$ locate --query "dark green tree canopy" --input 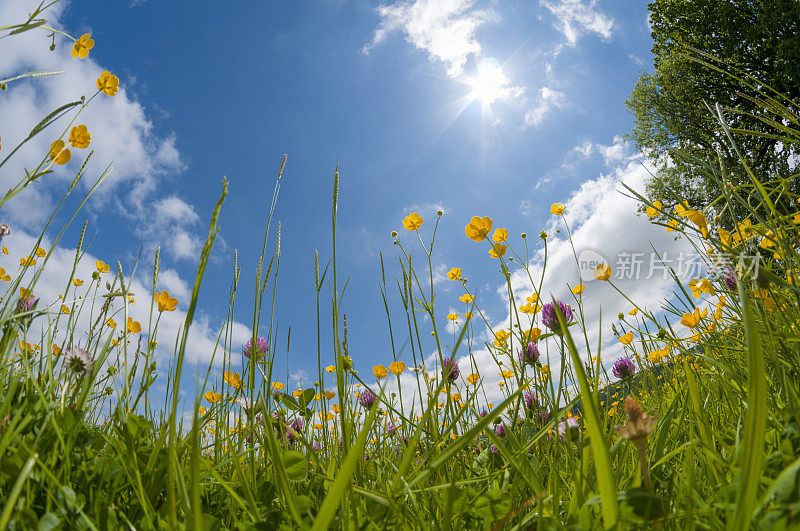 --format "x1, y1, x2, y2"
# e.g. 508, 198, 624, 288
627, 0, 800, 220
